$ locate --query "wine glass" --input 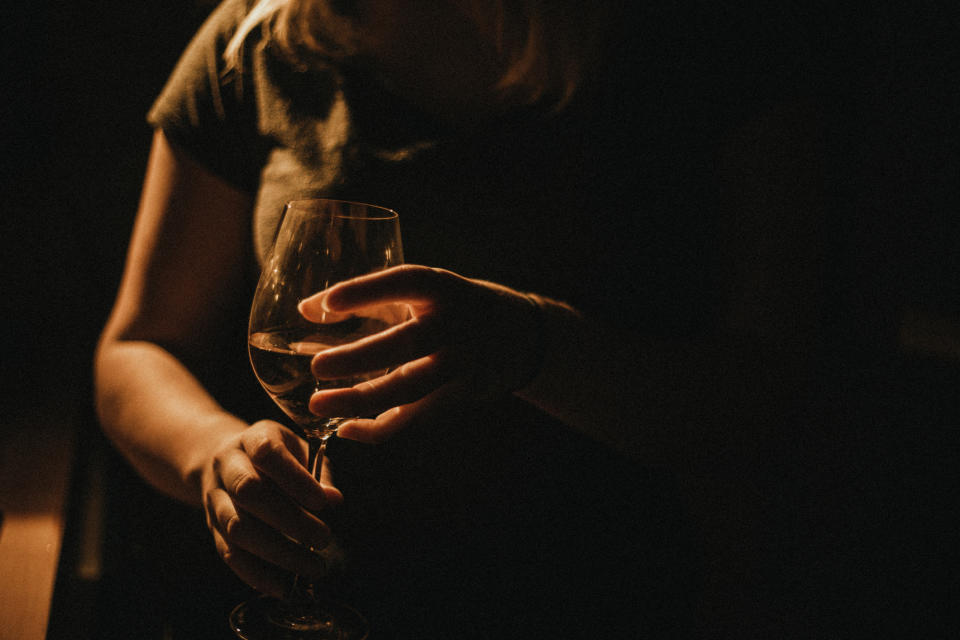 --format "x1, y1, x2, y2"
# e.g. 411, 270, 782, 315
232, 199, 407, 639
